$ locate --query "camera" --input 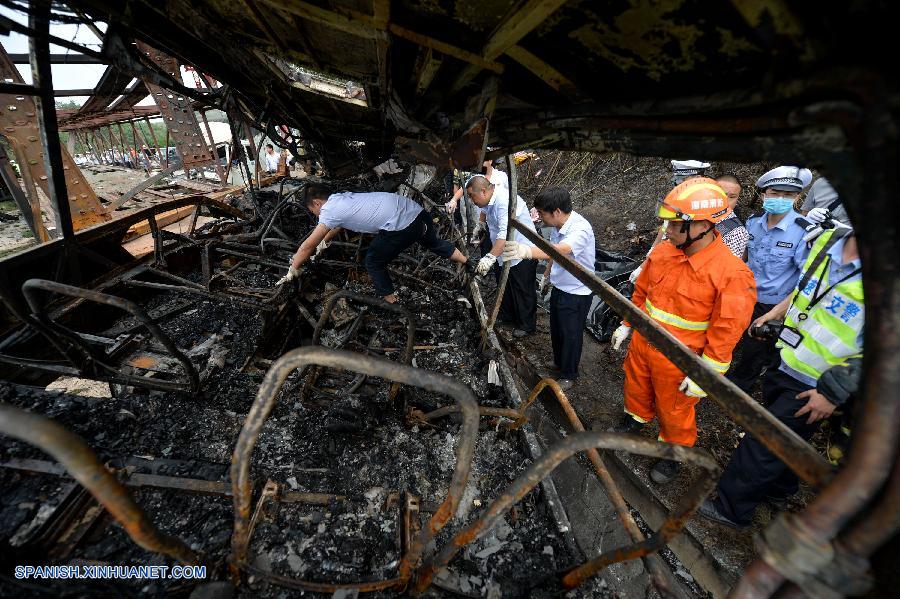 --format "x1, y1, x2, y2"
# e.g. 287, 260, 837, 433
750, 320, 784, 340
